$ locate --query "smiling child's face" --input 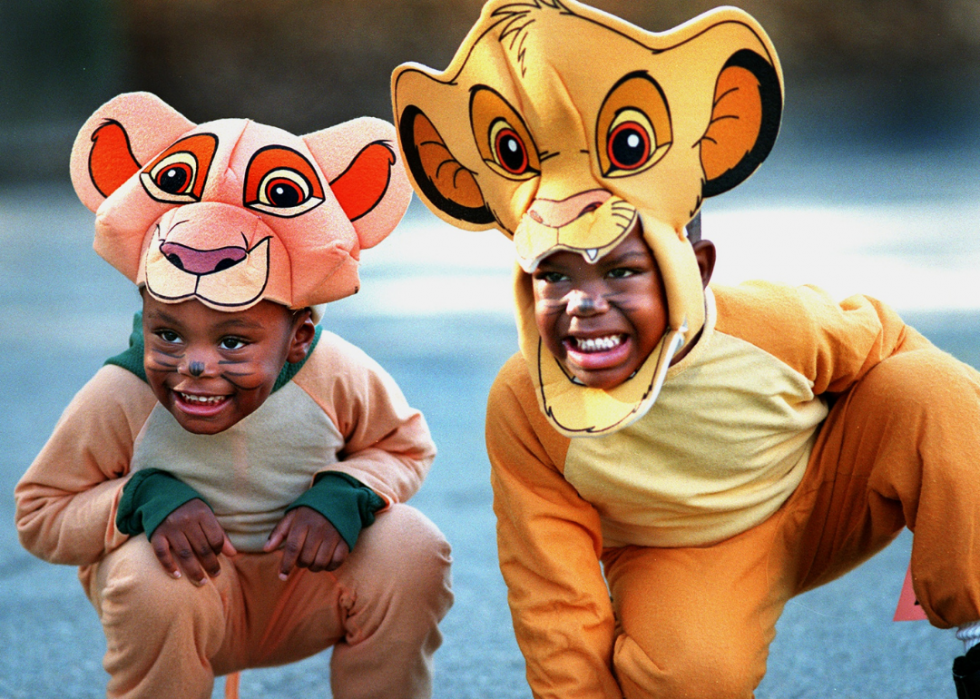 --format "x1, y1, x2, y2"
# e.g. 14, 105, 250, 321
142, 294, 315, 435
532, 226, 668, 391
